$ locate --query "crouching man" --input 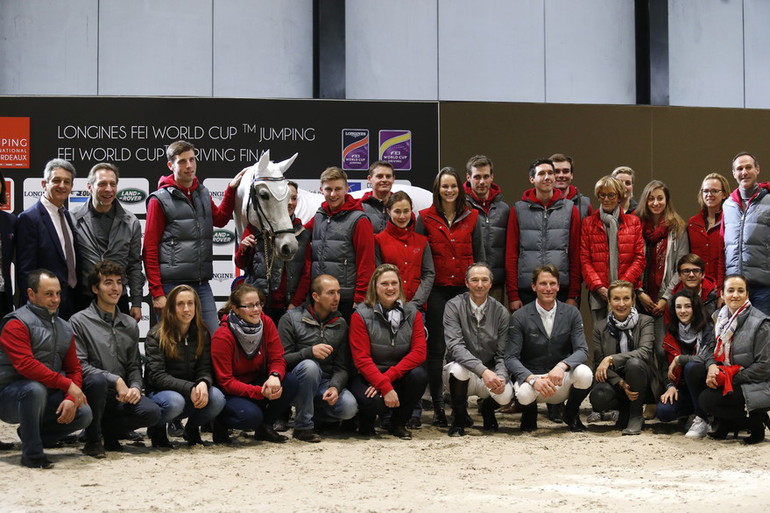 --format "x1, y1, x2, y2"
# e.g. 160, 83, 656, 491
443, 262, 513, 436
0, 269, 93, 468
505, 265, 592, 432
